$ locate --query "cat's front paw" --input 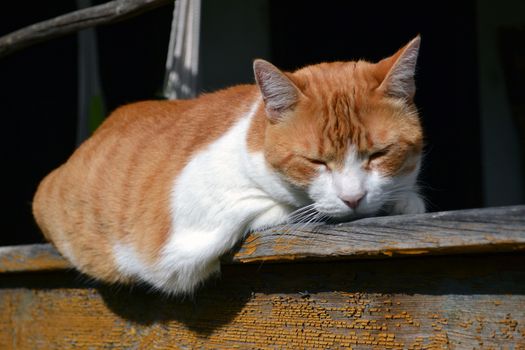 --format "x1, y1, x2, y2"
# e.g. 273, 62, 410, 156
390, 192, 425, 215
